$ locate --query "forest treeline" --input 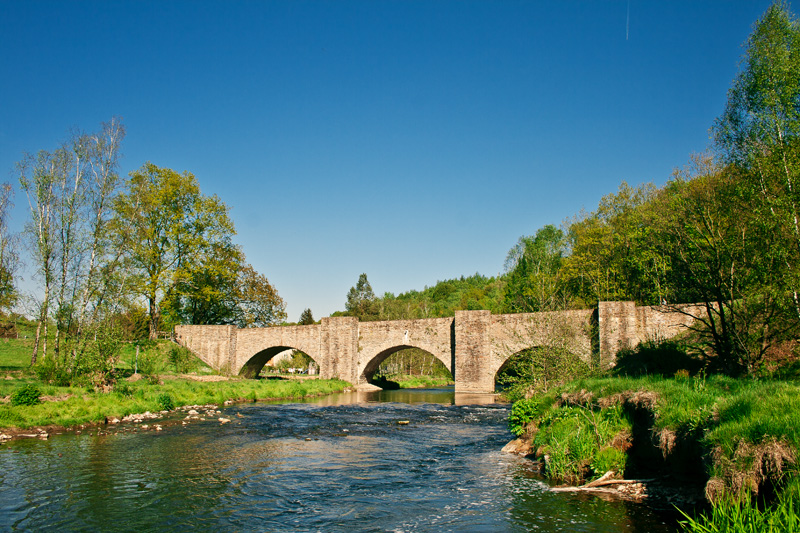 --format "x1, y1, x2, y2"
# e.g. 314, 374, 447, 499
340, 2, 800, 379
